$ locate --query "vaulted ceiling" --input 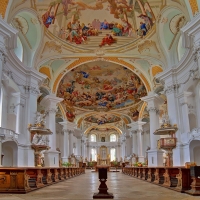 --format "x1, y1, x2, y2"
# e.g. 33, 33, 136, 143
3, 0, 196, 133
